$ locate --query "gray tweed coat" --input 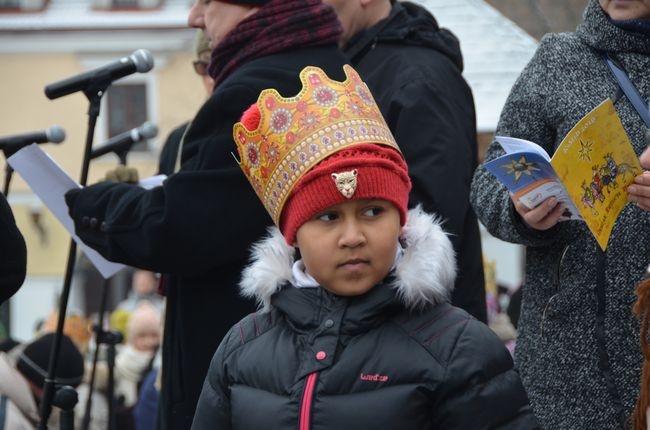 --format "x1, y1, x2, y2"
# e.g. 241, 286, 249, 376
470, 0, 650, 428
